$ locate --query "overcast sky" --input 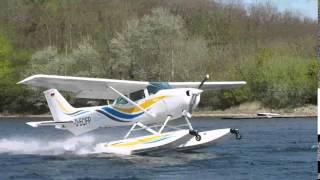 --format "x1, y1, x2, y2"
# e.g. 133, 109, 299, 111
243, 0, 317, 19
